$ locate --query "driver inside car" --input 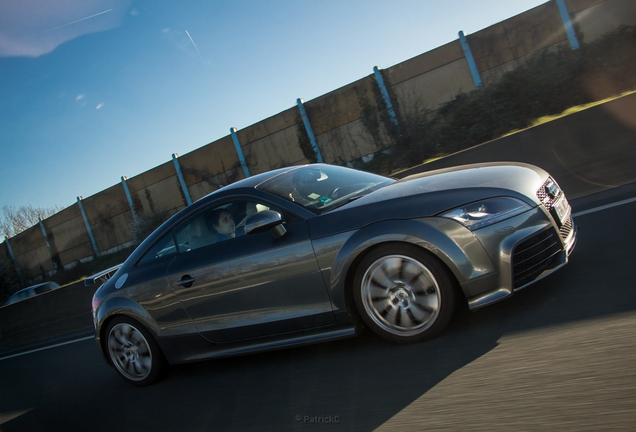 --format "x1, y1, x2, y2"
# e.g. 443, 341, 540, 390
209, 208, 244, 241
